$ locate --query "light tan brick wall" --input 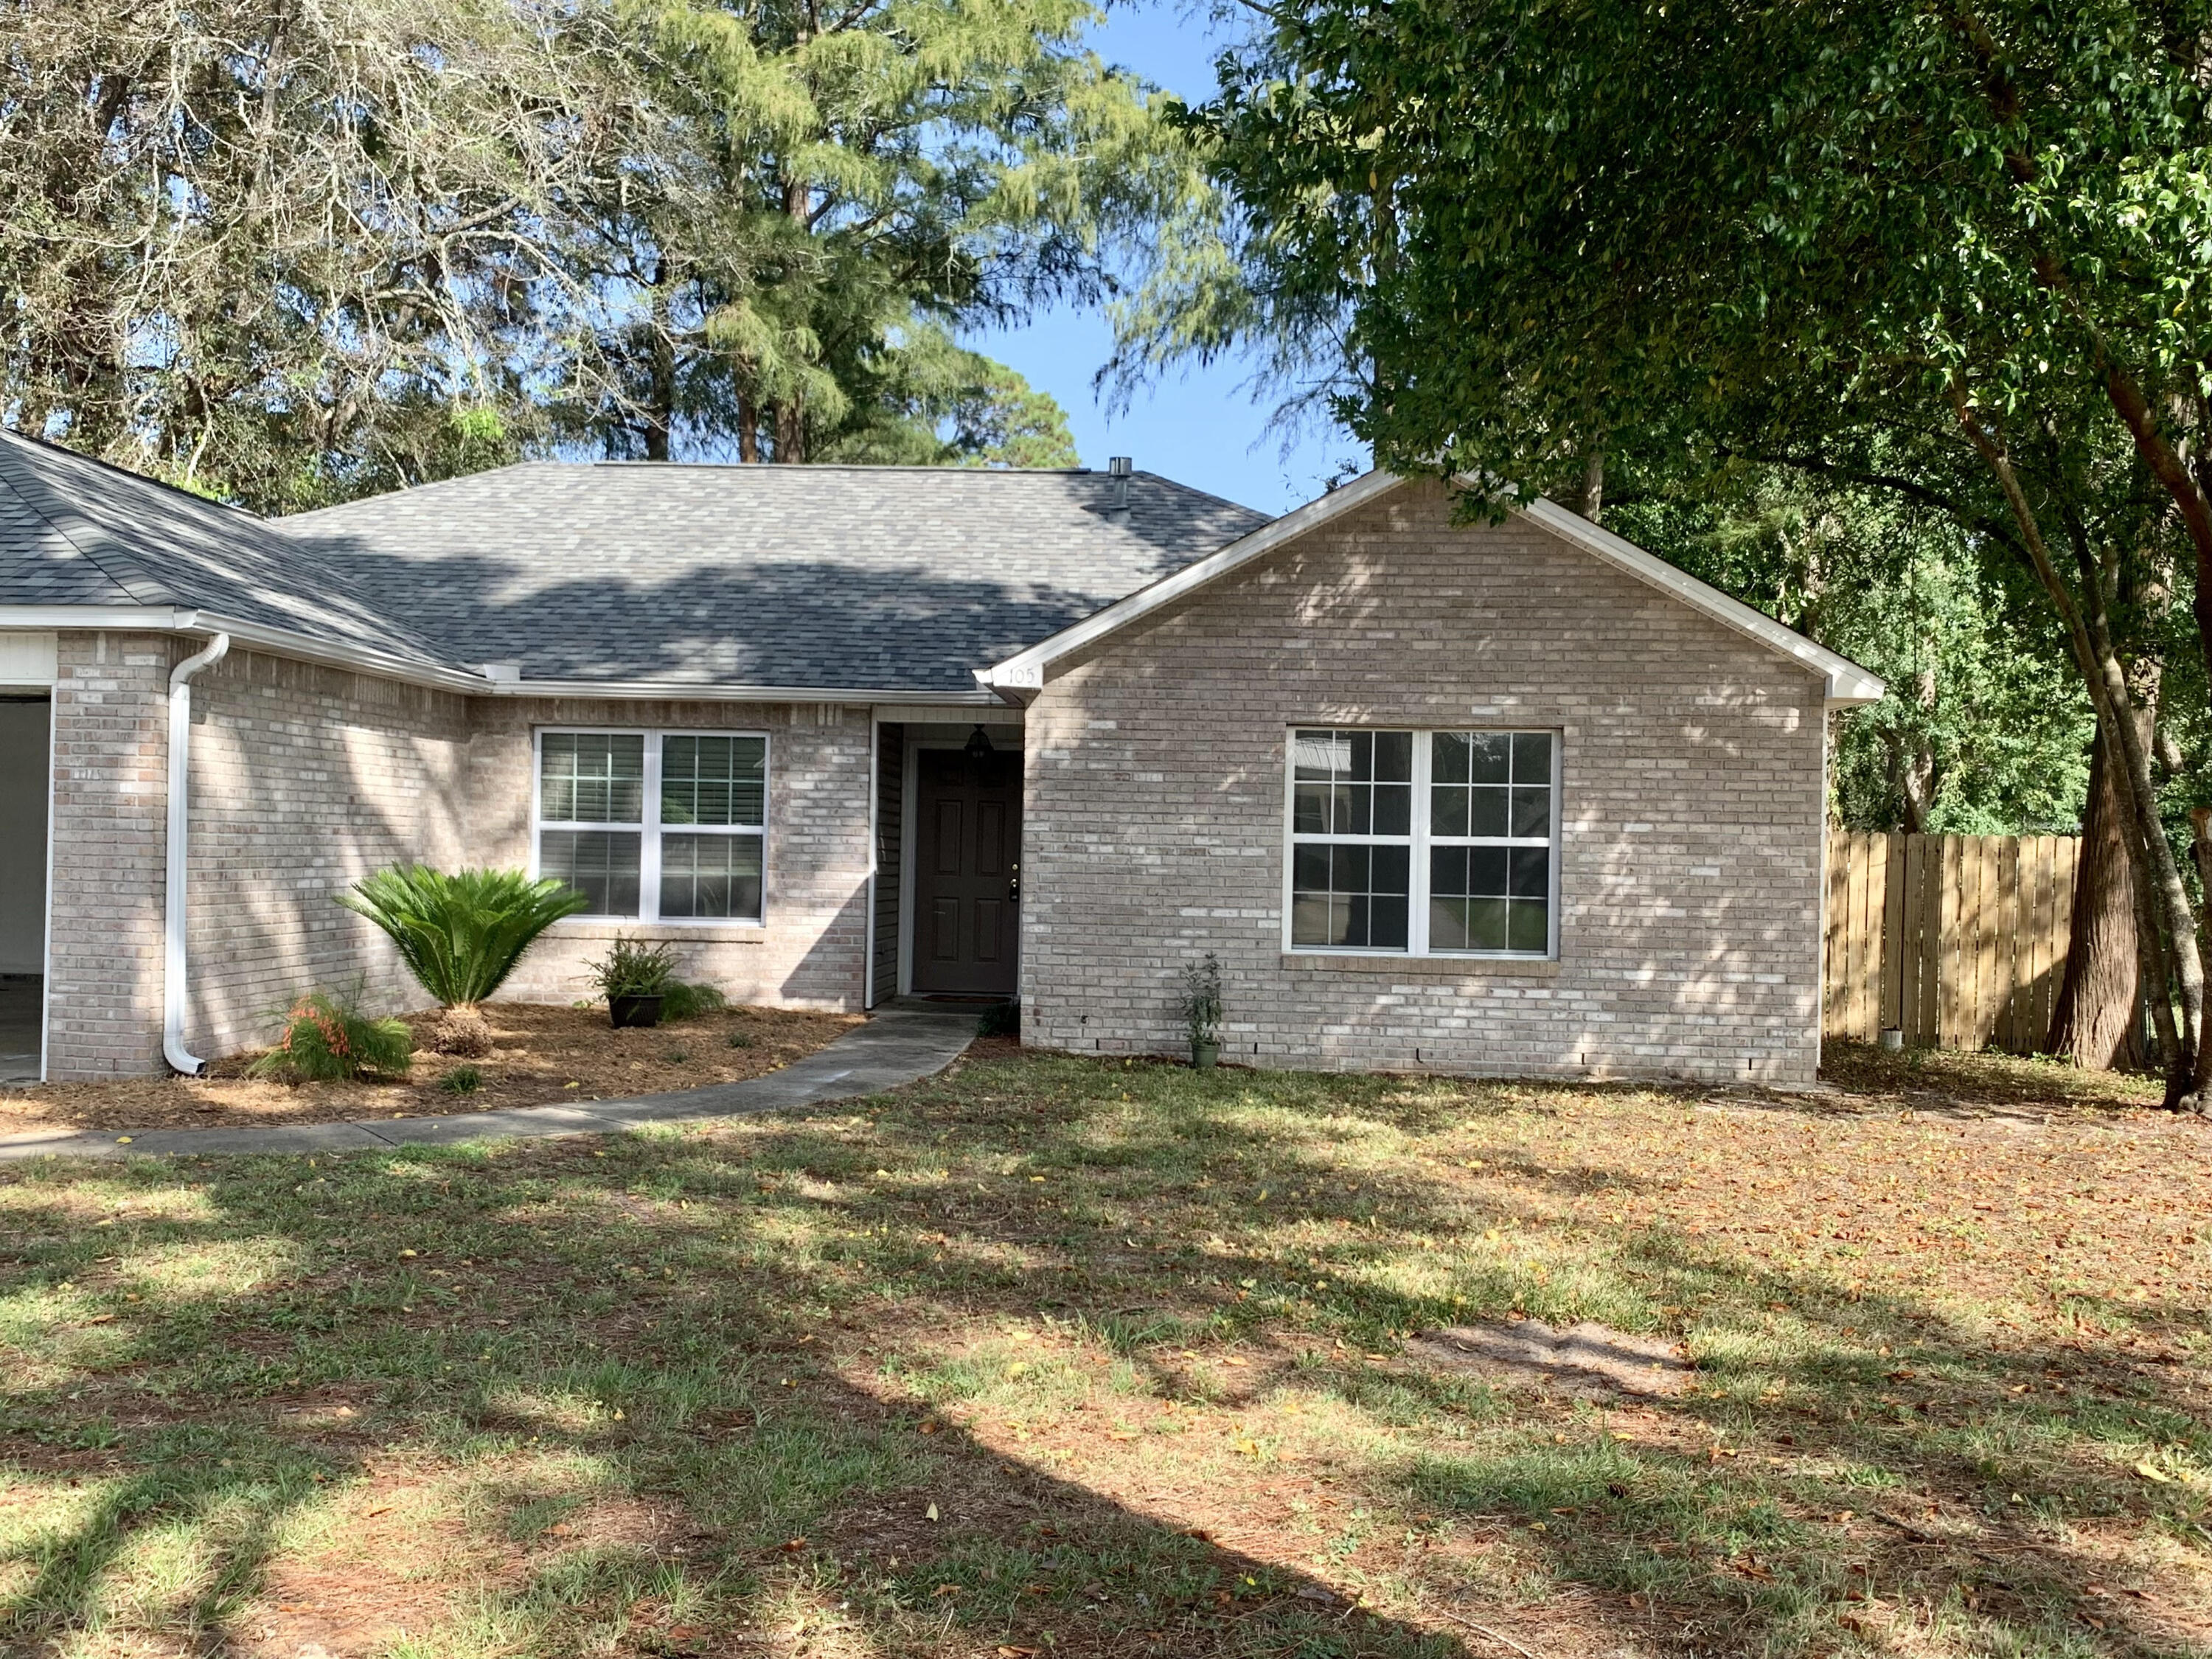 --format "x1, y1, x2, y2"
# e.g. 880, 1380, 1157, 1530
184, 647, 473, 1058
1020, 480, 1829, 1085
44, 659, 874, 1076
469, 698, 871, 1011
45, 633, 170, 1078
